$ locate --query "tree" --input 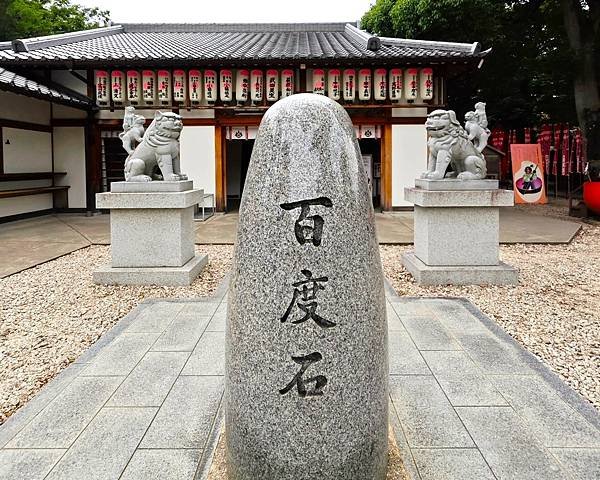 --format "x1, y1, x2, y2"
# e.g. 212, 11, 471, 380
560, 0, 600, 169
0, 0, 110, 41
361, 0, 579, 130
